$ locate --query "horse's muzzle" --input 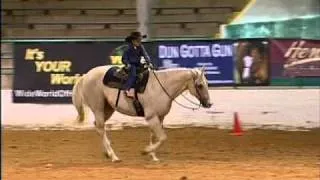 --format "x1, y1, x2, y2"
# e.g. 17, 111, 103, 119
202, 101, 212, 108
